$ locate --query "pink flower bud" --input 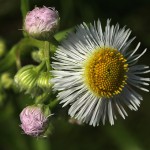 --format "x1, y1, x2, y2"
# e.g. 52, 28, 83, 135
20, 105, 50, 137
24, 6, 60, 40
